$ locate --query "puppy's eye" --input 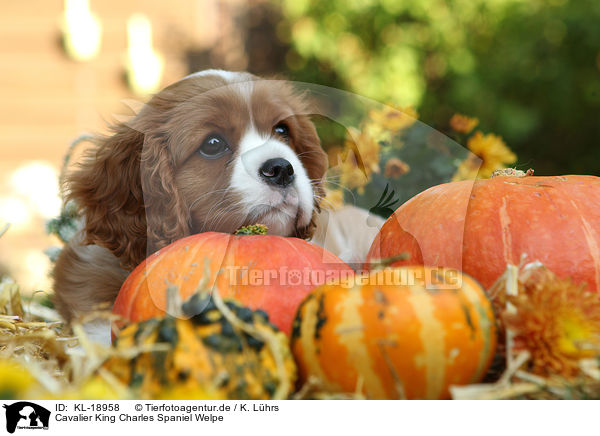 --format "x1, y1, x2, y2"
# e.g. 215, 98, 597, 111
273, 123, 290, 141
198, 135, 229, 159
